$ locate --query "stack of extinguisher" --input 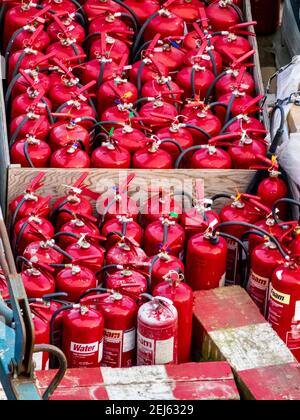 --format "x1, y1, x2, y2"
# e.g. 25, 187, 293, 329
7, 166, 300, 367
3, 0, 270, 170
